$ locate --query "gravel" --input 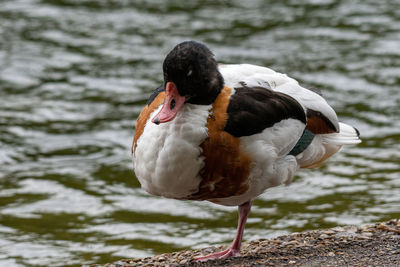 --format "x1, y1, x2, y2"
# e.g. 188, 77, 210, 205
87, 219, 400, 267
